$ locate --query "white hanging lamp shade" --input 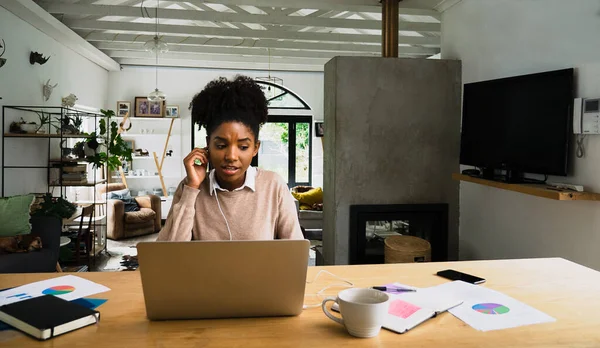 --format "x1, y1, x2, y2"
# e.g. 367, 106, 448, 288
146, 0, 166, 102
144, 35, 169, 54
148, 87, 166, 102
